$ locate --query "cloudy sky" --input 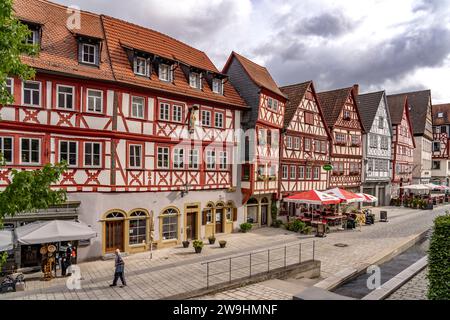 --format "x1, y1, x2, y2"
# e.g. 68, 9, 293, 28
54, 0, 450, 103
